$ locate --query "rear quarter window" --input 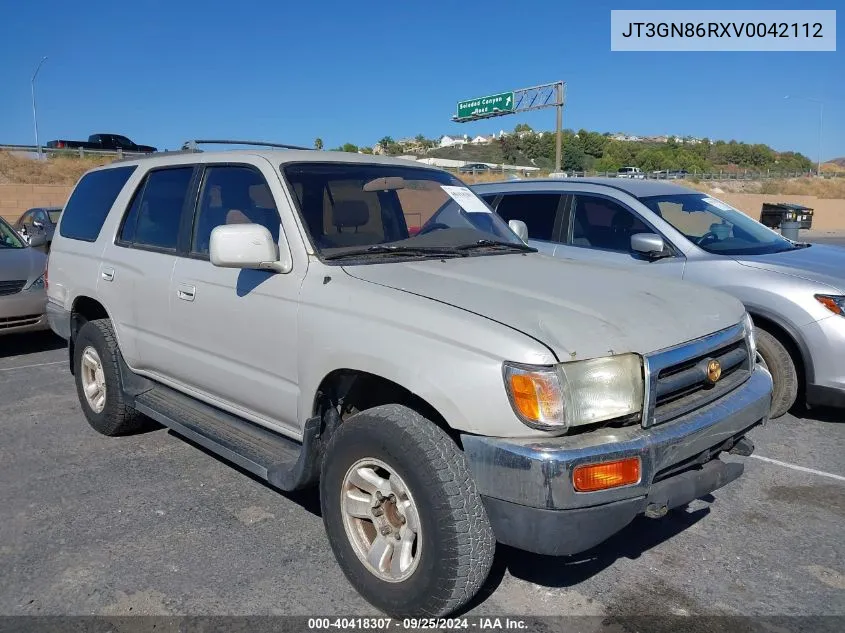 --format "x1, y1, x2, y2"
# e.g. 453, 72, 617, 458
59, 166, 137, 242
